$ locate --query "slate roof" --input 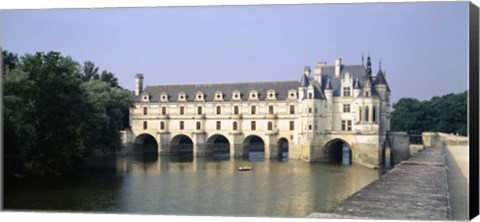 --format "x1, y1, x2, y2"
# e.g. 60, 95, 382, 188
374, 69, 391, 92
135, 62, 389, 102
136, 81, 301, 102
320, 64, 366, 96
357, 76, 380, 98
